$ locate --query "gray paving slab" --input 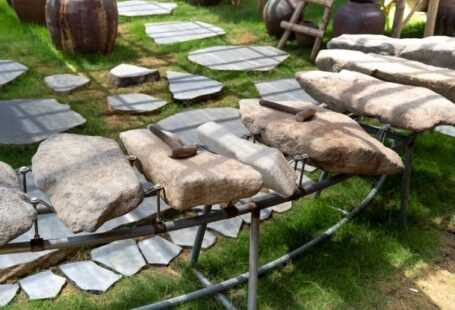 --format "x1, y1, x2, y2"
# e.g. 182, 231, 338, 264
157, 107, 249, 145
107, 93, 167, 113
0, 59, 28, 87
19, 271, 66, 300
208, 217, 243, 238
270, 201, 293, 213
110, 64, 160, 87
118, 0, 176, 16
0, 284, 19, 306
138, 236, 182, 265
145, 21, 225, 44
0, 99, 86, 145
435, 125, 455, 137
59, 261, 121, 293
167, 71, 223, 103
168, 226, 216, 249
44, 74, 90, 95
91, 239, 146, 276
239, 208, 272, 223
188, 46, 289, 71
254, 78, 318, 104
